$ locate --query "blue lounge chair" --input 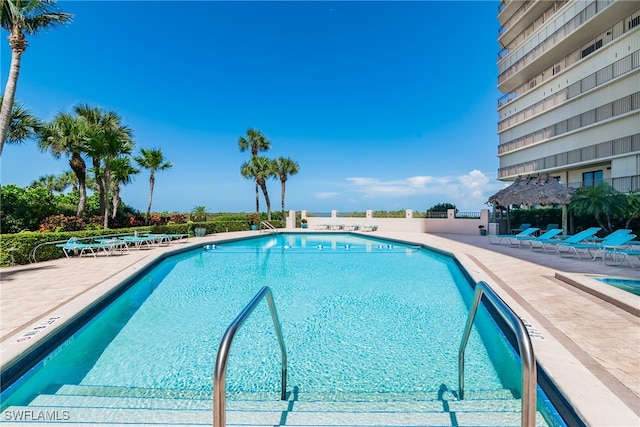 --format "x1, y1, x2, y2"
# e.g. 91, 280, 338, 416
488, 227, 539, 245
56, 238, 115, 258
512, 228, 563, 249
557, 233, 636, 260
538, 227, 601, 254
510, 223, 531, 235
581, 228, 632, 243
603, 247, 640, 269
119, 235, 156, 249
